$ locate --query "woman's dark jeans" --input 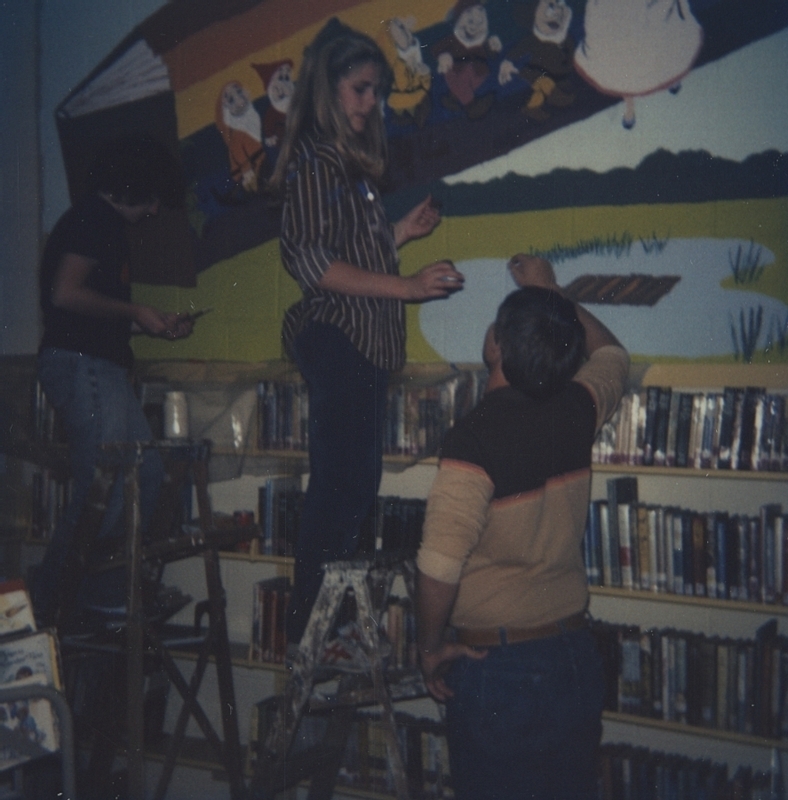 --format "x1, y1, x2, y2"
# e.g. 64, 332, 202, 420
287, 323, 388, 643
